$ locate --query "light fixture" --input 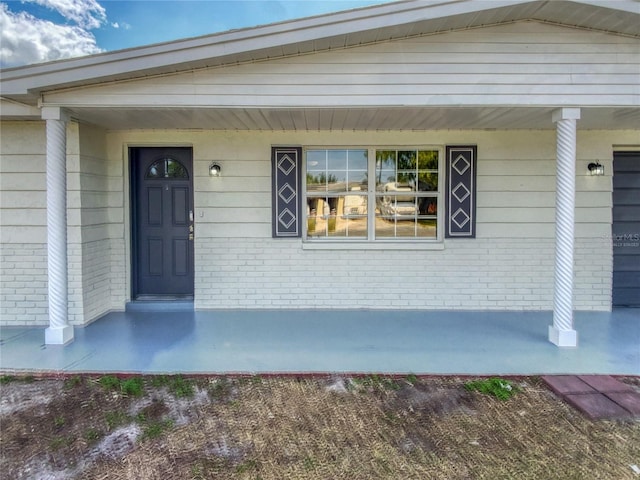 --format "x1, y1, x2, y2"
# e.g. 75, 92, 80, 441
209, 163, 222, 177
587, 162, 604, 176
